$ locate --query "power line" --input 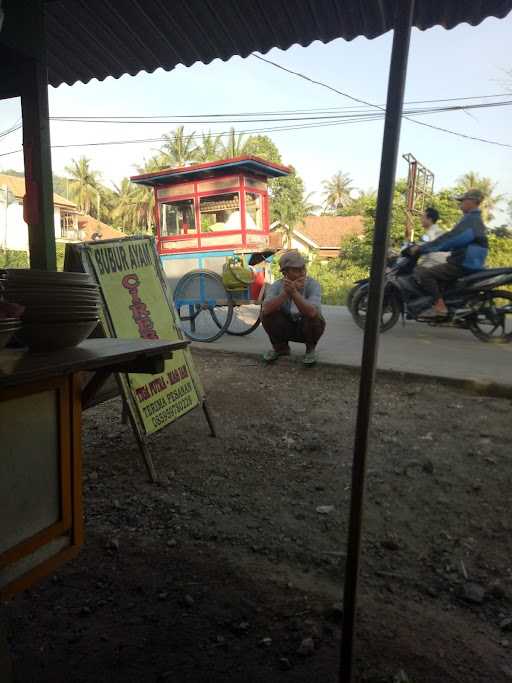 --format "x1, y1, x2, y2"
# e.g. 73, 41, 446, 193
49, 93, 512, 120
251, 53, 512, 150
45, 99, 512, 125
2, 98, 512, 158
3, 97, 512, 159
0, 116, 388, 158
0, 121, 22, 140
